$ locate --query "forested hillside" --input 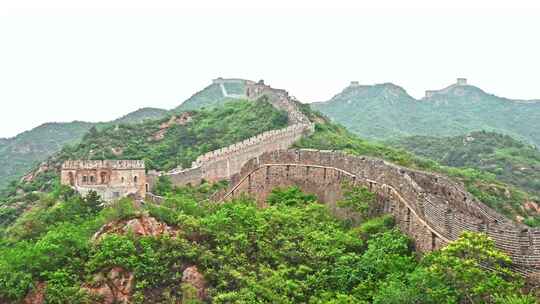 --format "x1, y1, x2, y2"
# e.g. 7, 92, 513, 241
0, 108, 169, 190
0, 183, 535, 303
0, 100, 288, 227
59, 100, 287, 172
312, 81, 540, 146
0, 98, 538, 302
0, 121, 95, 190
388, 131, 540, 197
